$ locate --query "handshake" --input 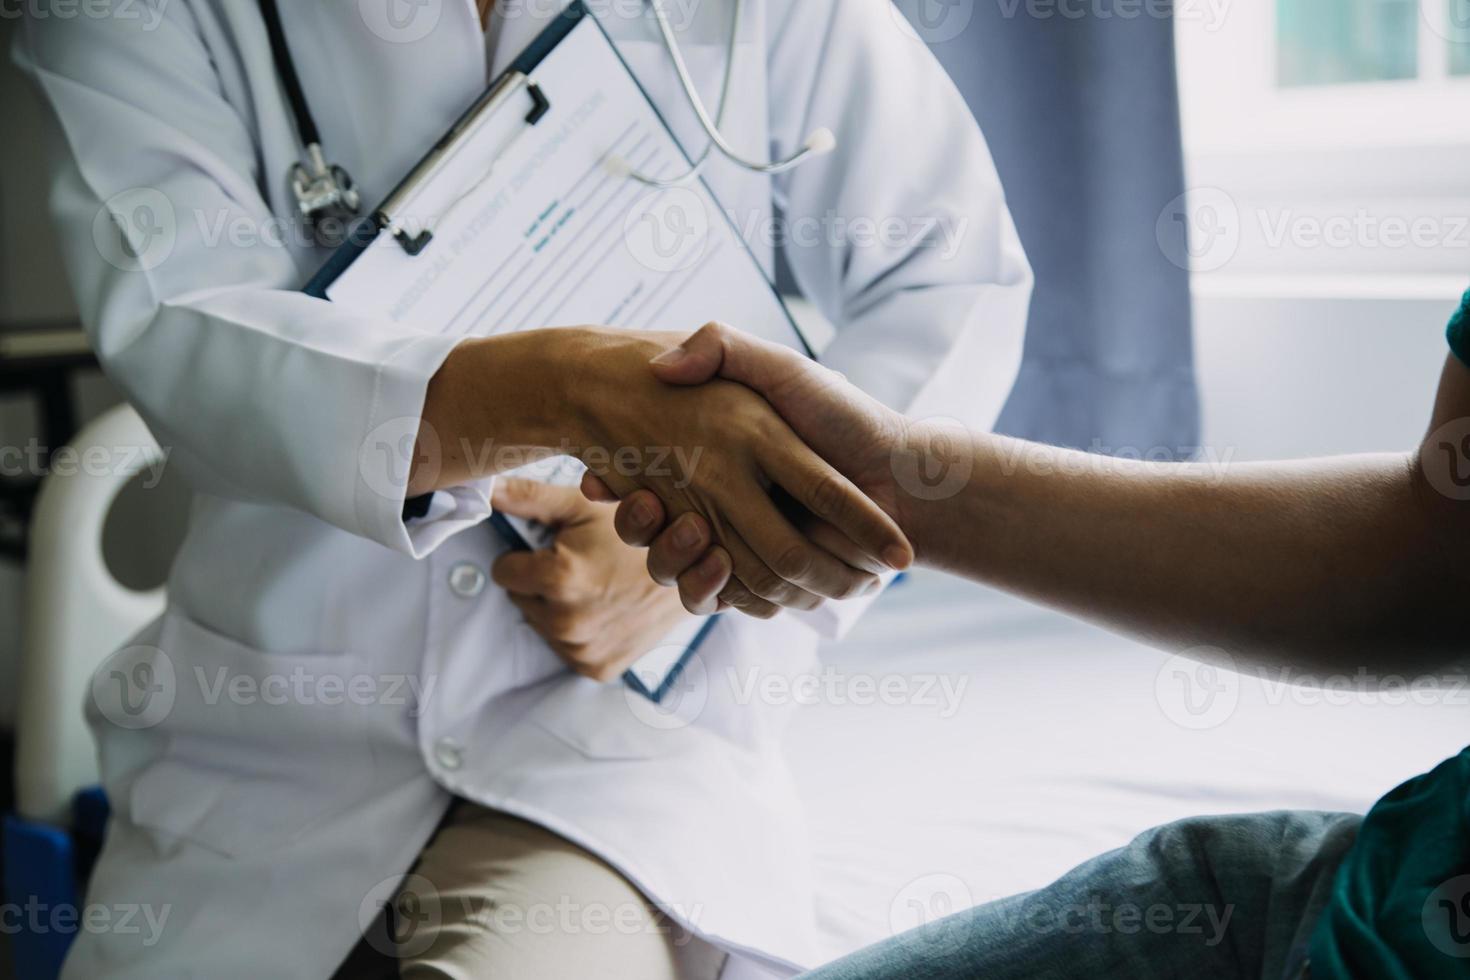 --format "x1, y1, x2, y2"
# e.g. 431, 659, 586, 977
571, 322, 963, 619
428, 309, 1467, 666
